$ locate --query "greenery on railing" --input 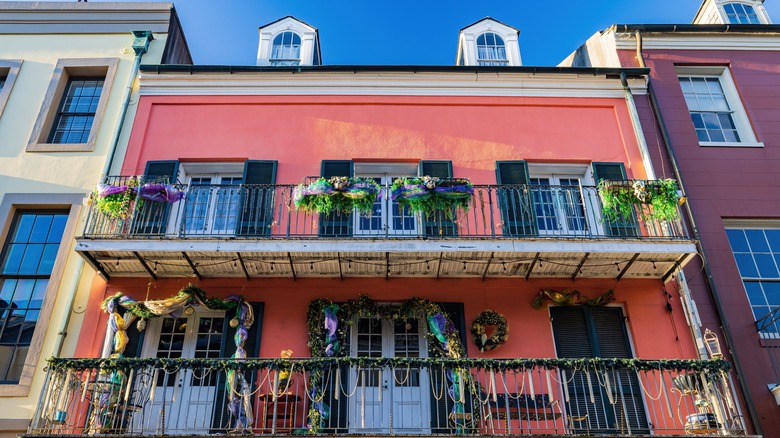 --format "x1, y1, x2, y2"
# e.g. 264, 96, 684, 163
46, 356, 731, 374
293, 177, 381, 214
391, 176, 473, 219
598, 178, 681, 222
